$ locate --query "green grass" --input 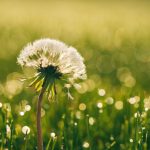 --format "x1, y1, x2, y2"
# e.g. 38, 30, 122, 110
0, 1, 150, 149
